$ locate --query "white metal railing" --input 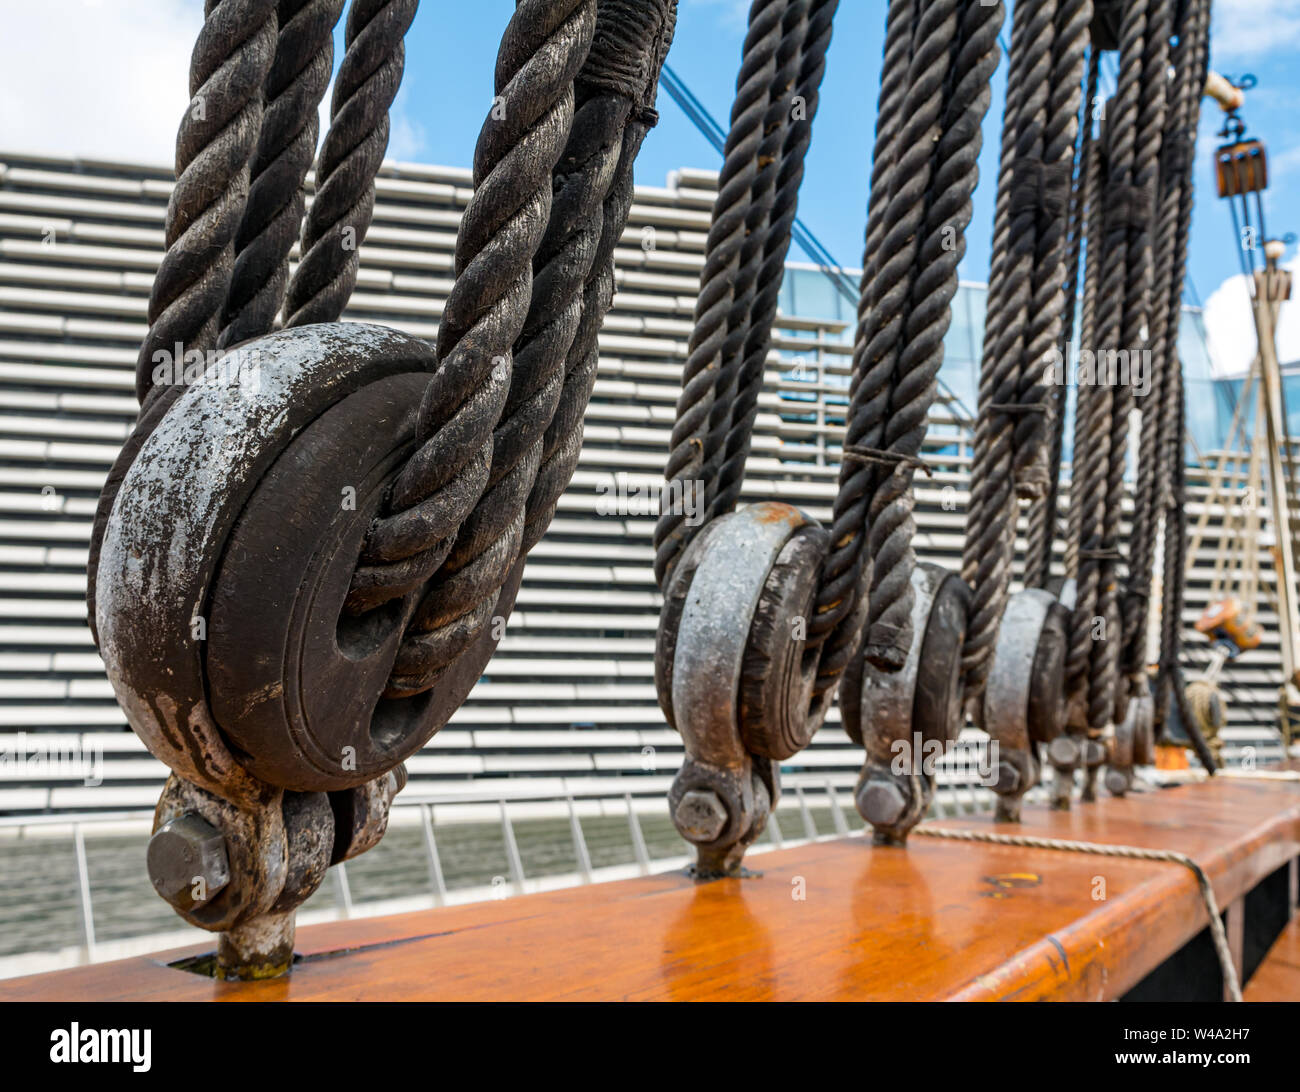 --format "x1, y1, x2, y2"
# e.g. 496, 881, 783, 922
0, 777, 920, 969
